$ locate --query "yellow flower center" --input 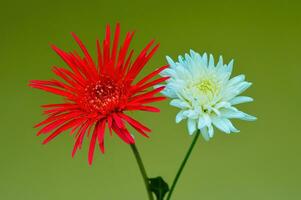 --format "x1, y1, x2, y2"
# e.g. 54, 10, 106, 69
196, 79, 218, 95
